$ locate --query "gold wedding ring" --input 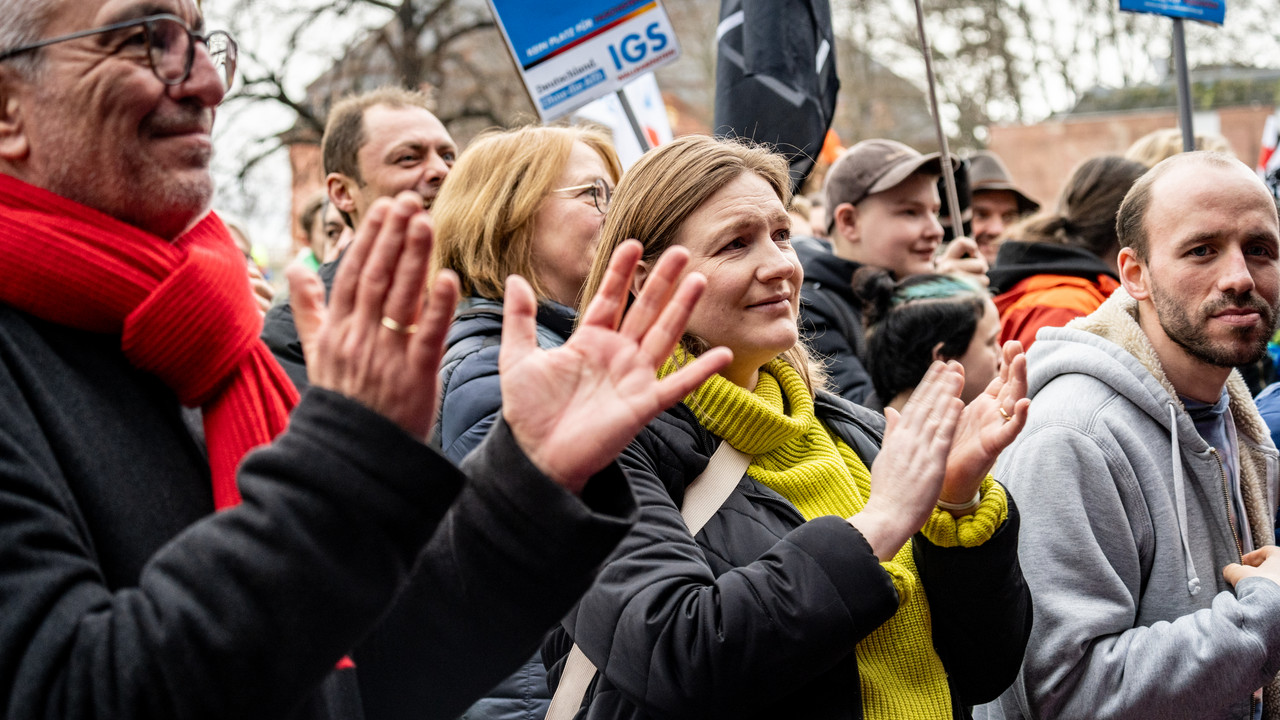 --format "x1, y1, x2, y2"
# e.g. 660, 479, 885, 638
998, 407, 1013, 422
380, 316, 418, 335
